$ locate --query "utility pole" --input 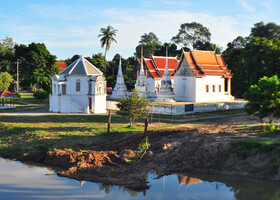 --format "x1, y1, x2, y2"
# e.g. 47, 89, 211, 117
16, 59, 19, 93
